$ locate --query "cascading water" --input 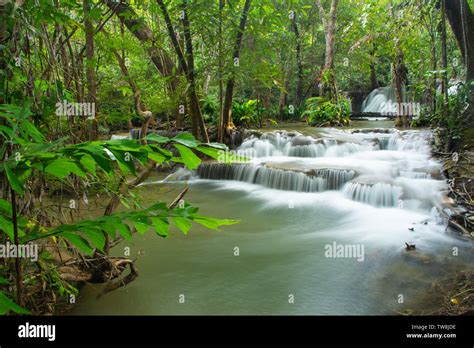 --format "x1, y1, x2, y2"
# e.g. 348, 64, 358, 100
361, 85, 401, 114
342, 182, 402, 207
236, 132, 374, 158
74, 125, 472, 316
196, 129, 446, 210
198, 163, 354, 192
